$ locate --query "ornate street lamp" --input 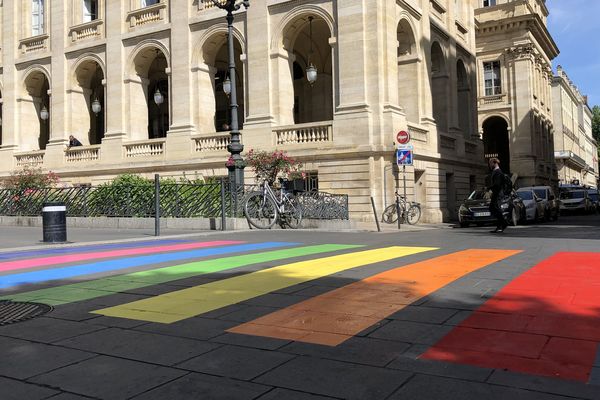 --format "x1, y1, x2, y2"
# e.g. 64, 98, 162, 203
40, 105, 49, 121
306, 16, 317, 86
222, 76, 232, 96
153, 88, 164, 106
91, 98, 102, 115
210, 0, 249, 188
